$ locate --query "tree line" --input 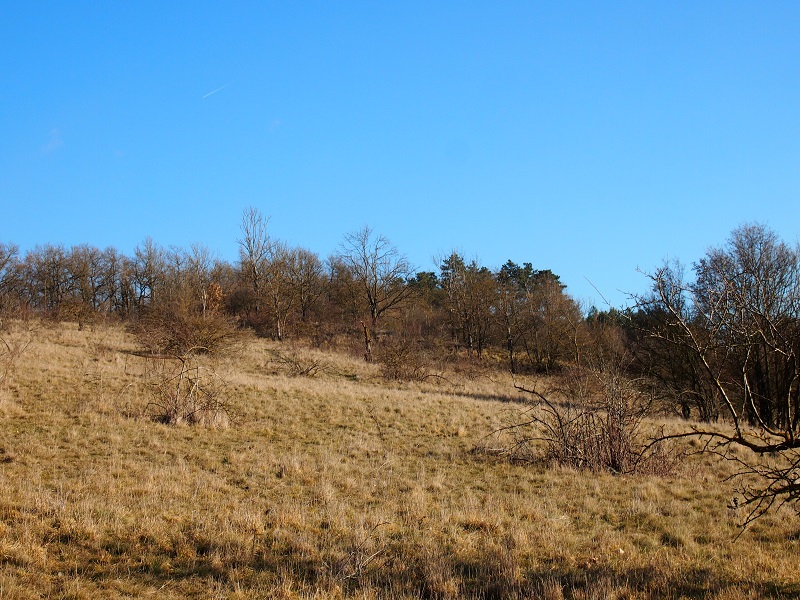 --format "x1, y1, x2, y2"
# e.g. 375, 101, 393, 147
0, 207, 583, 372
